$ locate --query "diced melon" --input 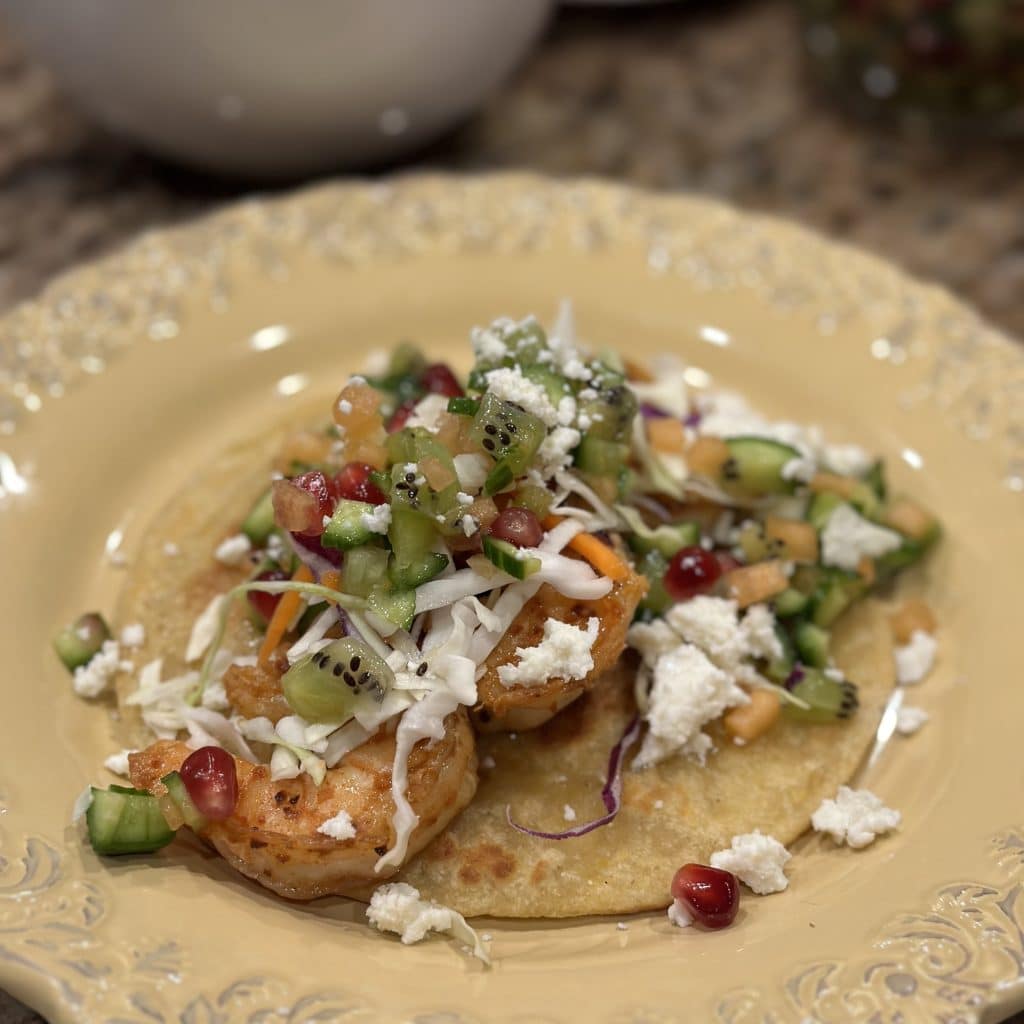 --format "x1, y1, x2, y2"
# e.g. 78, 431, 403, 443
856, 555, 876, 585
723, 560, 789, 608
686, 436, 731, 478
420, 456, 456, 491
884, 498, 937, 541
724, 688, 781, 743
809, 472, 861, 500
889, 597, 937, 644
764, 515, 819, 563
623, 358, 655, 383
647, 417, 687, 455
